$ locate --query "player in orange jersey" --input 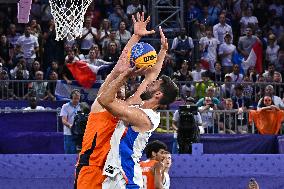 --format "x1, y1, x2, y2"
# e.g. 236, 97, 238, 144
140, 140, 168, 189
74, 12, 168, 189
